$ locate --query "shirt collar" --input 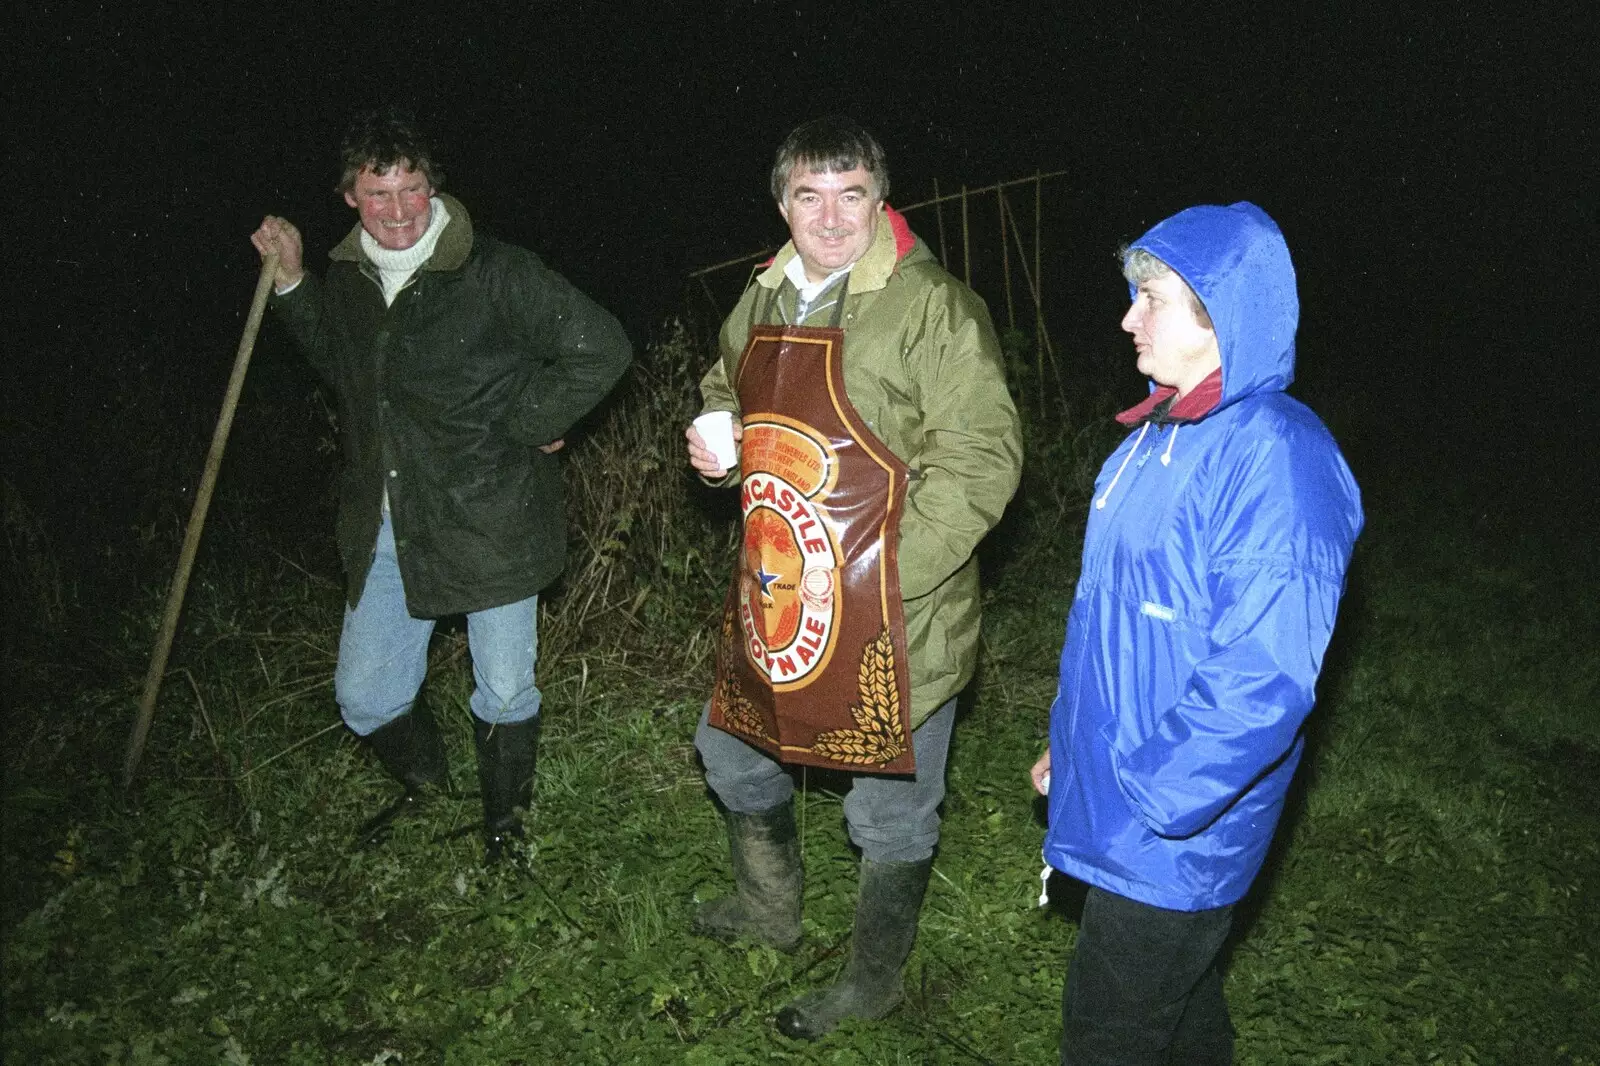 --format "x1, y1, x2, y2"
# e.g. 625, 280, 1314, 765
784, 255, 854, 302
